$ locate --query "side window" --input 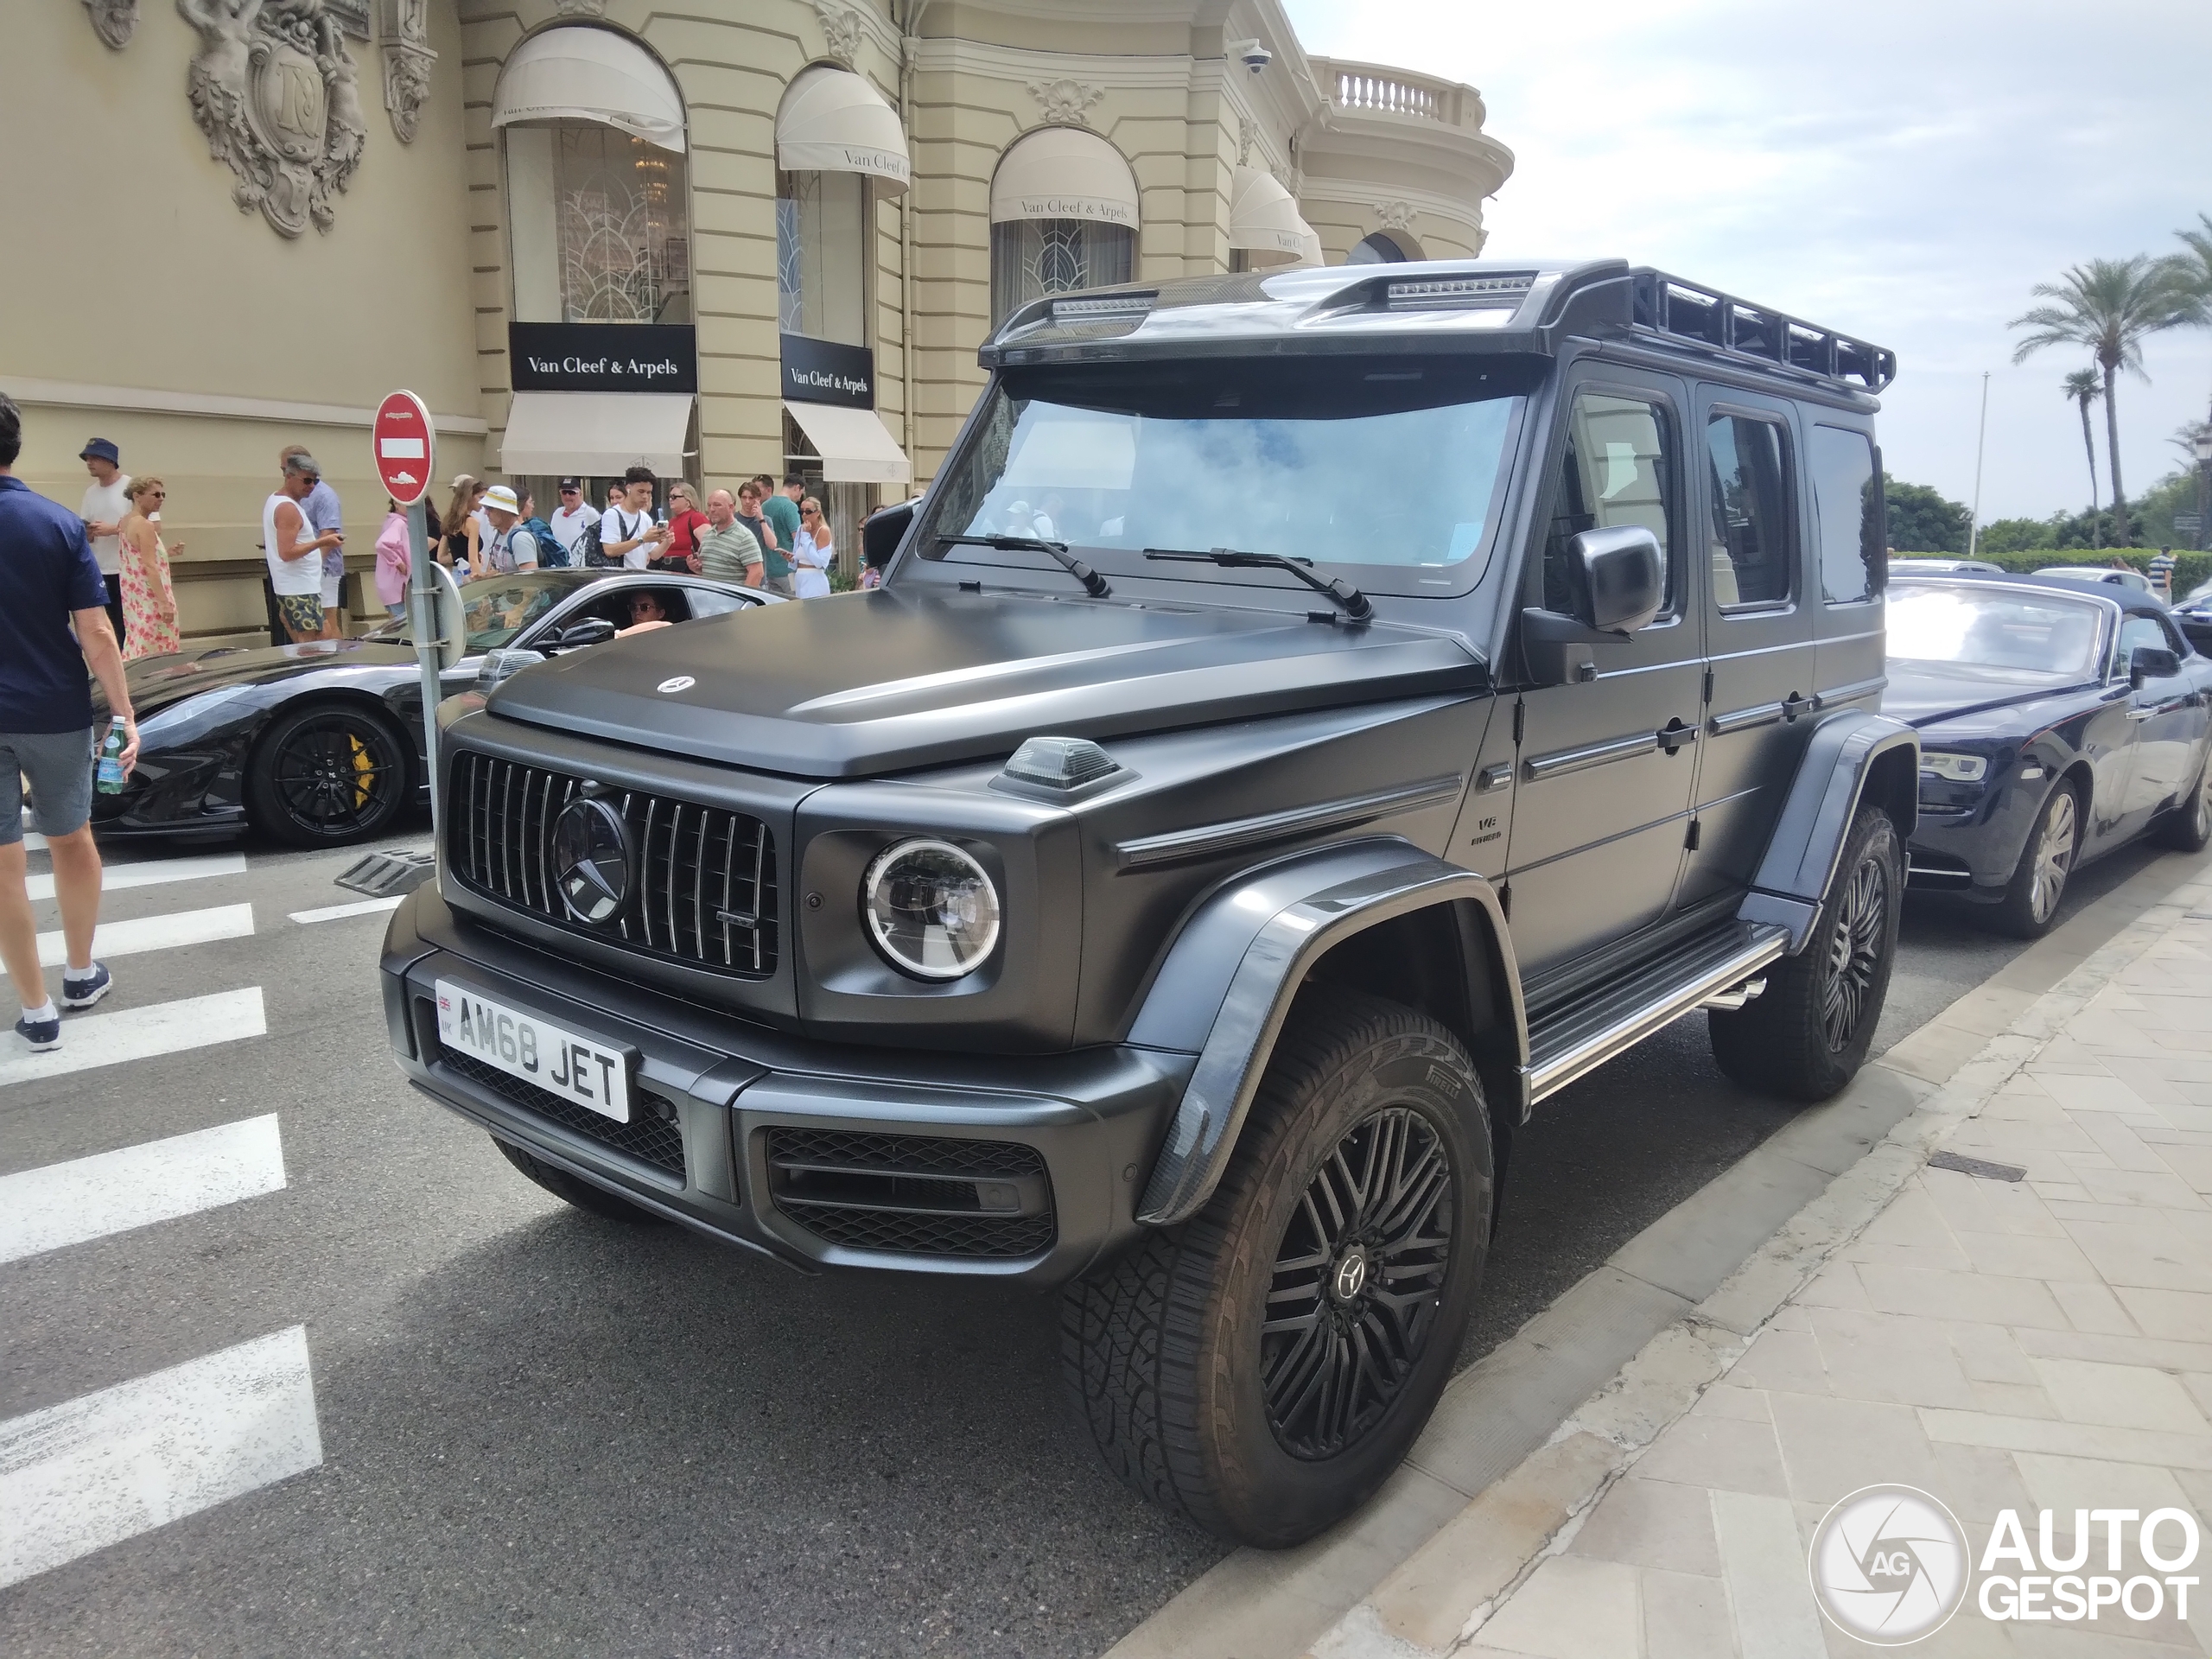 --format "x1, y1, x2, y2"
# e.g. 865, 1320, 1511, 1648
1810, 426, 1882, 604
2119, 614, 2177, 664
1544, 392, 1675, 616
684, 588, 749, 619
1706, 413, 1794, 608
